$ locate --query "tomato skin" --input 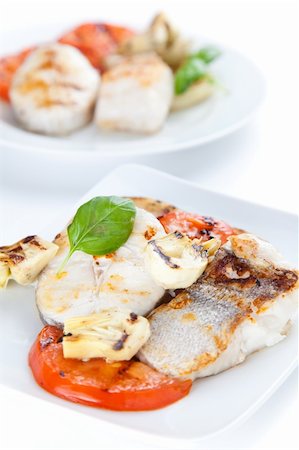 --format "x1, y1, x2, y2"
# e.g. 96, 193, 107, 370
29, 326, 192, 411
0, 48, 33, 102
58, 23, 116, 71
104, 24, 135, 44
59, 23, 134, 71
159, 210, 235, 244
